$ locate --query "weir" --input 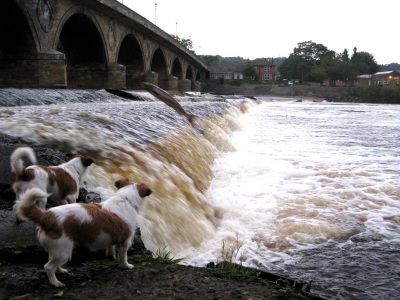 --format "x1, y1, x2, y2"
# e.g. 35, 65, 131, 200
0, 88, 259, 253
